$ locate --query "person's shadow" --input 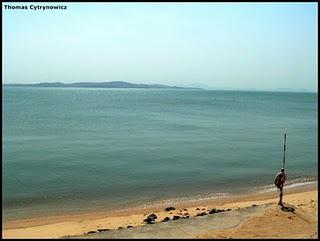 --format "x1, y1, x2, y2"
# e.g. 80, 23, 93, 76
279, 203, 311, 223
280, 203, 295, 212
